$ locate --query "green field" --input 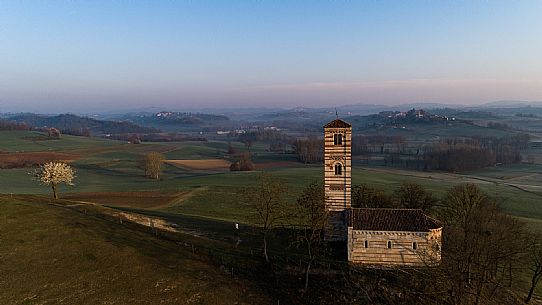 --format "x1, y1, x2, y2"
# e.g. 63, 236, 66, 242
0, 195, 270, 305
2, 129, 542, 302
2, 130, 542, 228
